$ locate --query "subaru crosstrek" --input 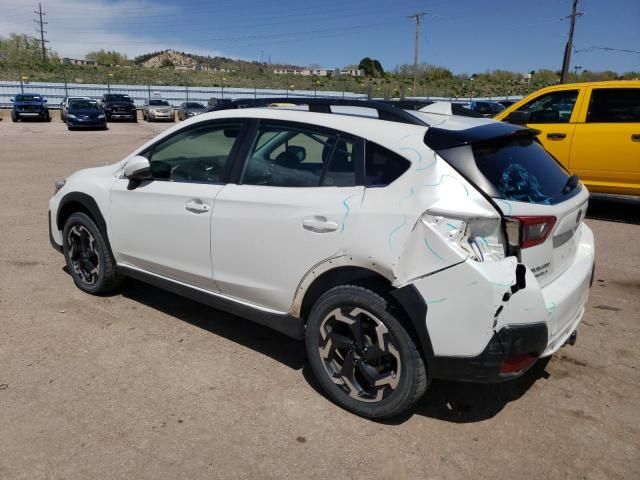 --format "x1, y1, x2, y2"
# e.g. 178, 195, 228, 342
48, 99, 595, 418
